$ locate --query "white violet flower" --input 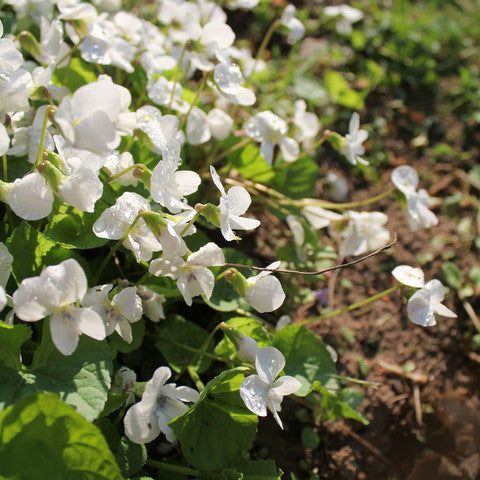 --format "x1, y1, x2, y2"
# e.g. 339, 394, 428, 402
12, 259, 106, 355
342, 112, 368, 166
124, 366, 199, 443
210, 166, 260, 241
240, 346, 301, 428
